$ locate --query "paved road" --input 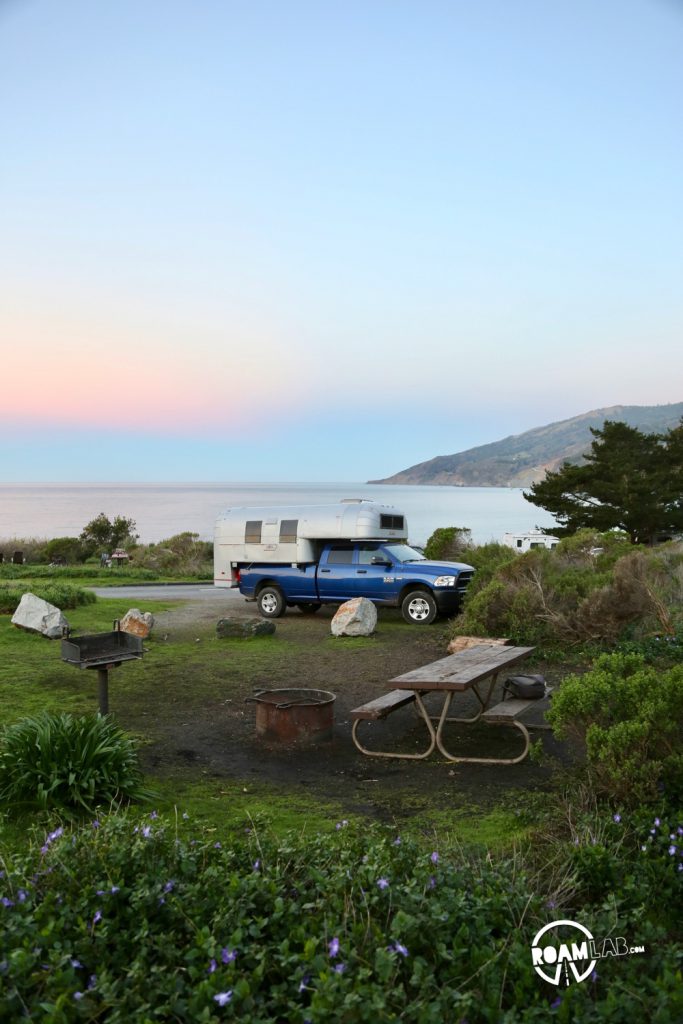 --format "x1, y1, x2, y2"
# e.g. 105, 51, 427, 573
89, 584, 244, 603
